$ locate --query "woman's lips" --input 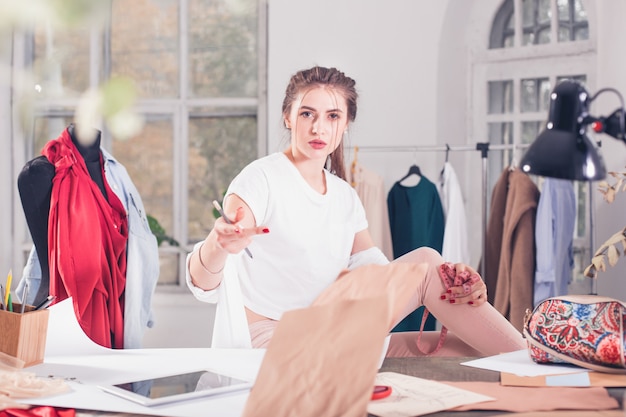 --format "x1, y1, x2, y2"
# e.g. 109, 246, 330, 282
309, 139, 327, 149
